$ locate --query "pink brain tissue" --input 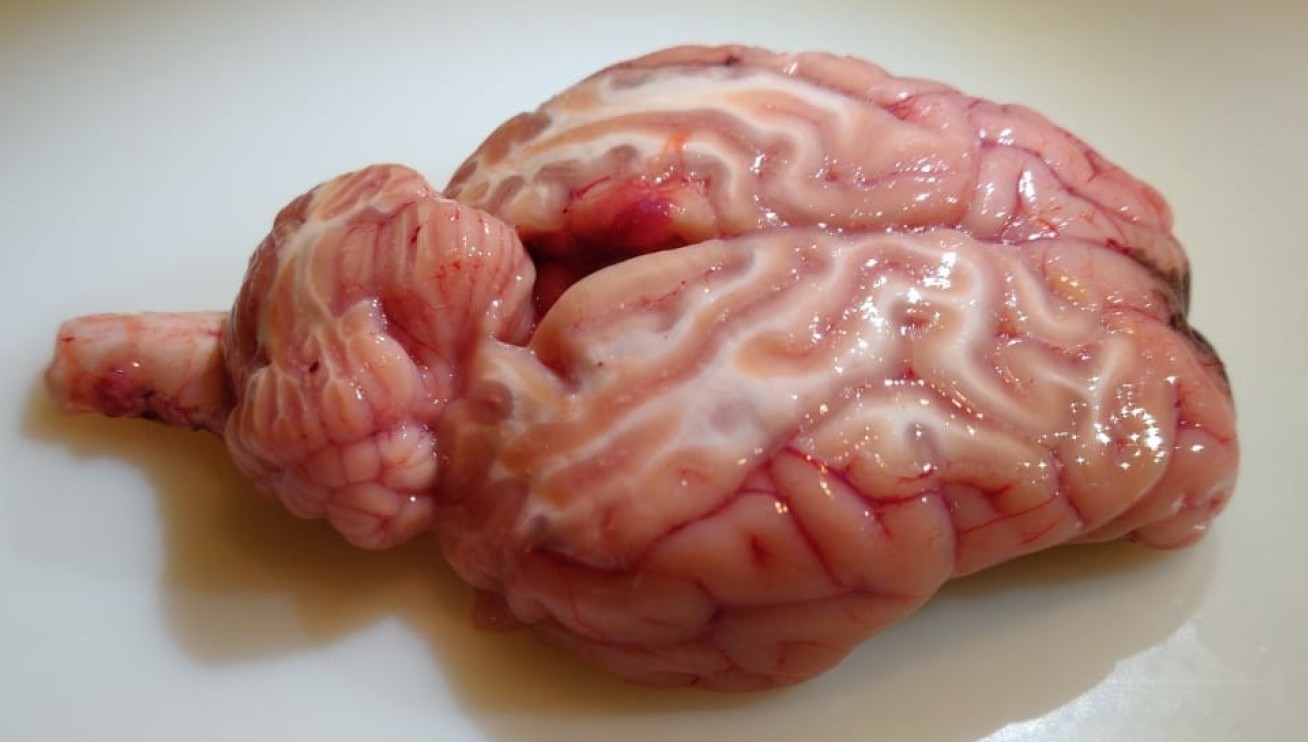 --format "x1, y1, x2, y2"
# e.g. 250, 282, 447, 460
45, 46, 1238, 691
